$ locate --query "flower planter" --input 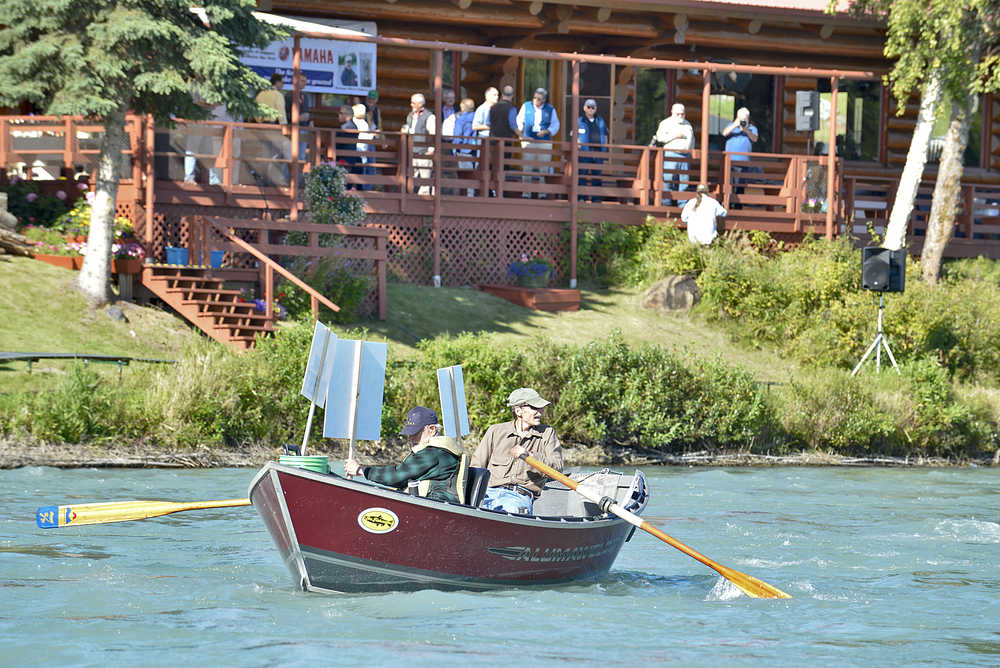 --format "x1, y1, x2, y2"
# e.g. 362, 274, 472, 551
33, 254, 83, 271
111, 258, 143, 275
479, 284, 580, 312
516, 270, 552, 288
